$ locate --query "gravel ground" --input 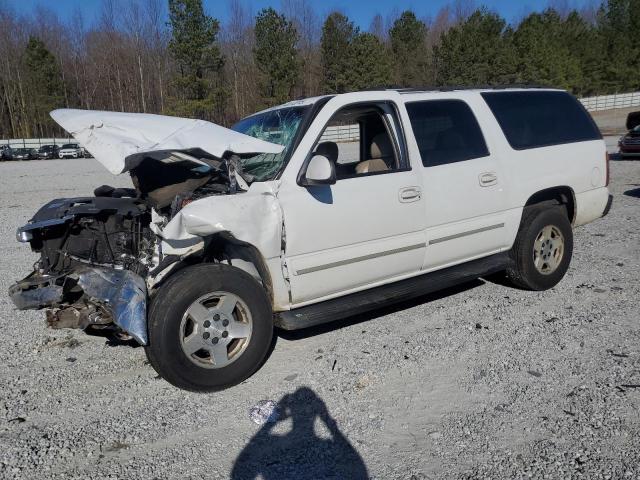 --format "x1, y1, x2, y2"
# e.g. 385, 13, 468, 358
0, 157, 639, 480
